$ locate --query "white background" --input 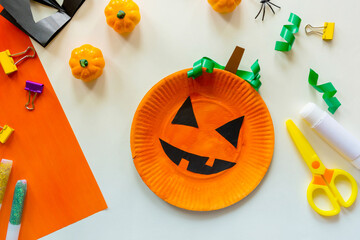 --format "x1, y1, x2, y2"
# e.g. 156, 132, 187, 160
27, 0, 360, 239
